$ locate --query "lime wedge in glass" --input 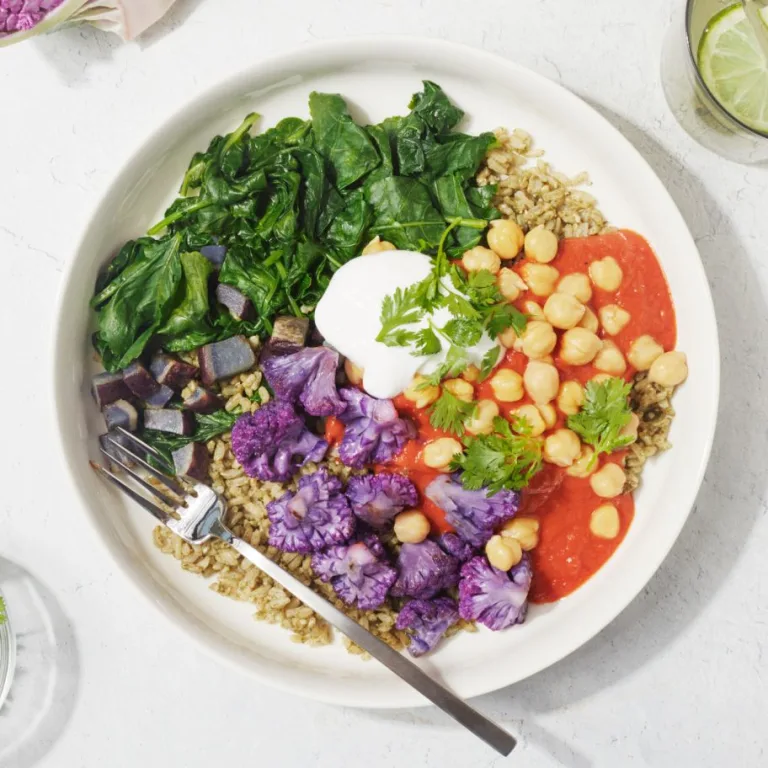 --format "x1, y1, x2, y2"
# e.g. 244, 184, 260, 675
698, 3, 768, 134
